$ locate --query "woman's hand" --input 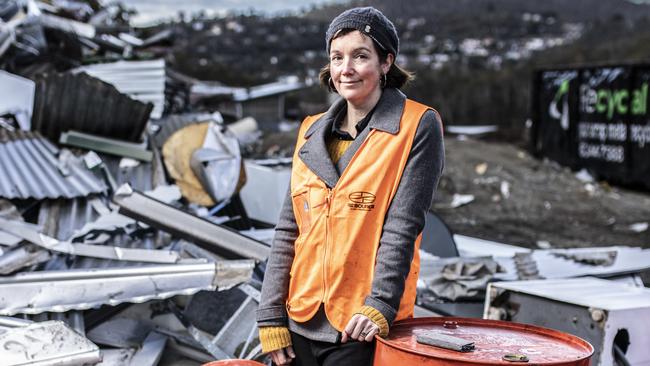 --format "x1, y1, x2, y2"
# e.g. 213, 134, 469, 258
341, 314, 380, 343
270, 346, 295, 365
